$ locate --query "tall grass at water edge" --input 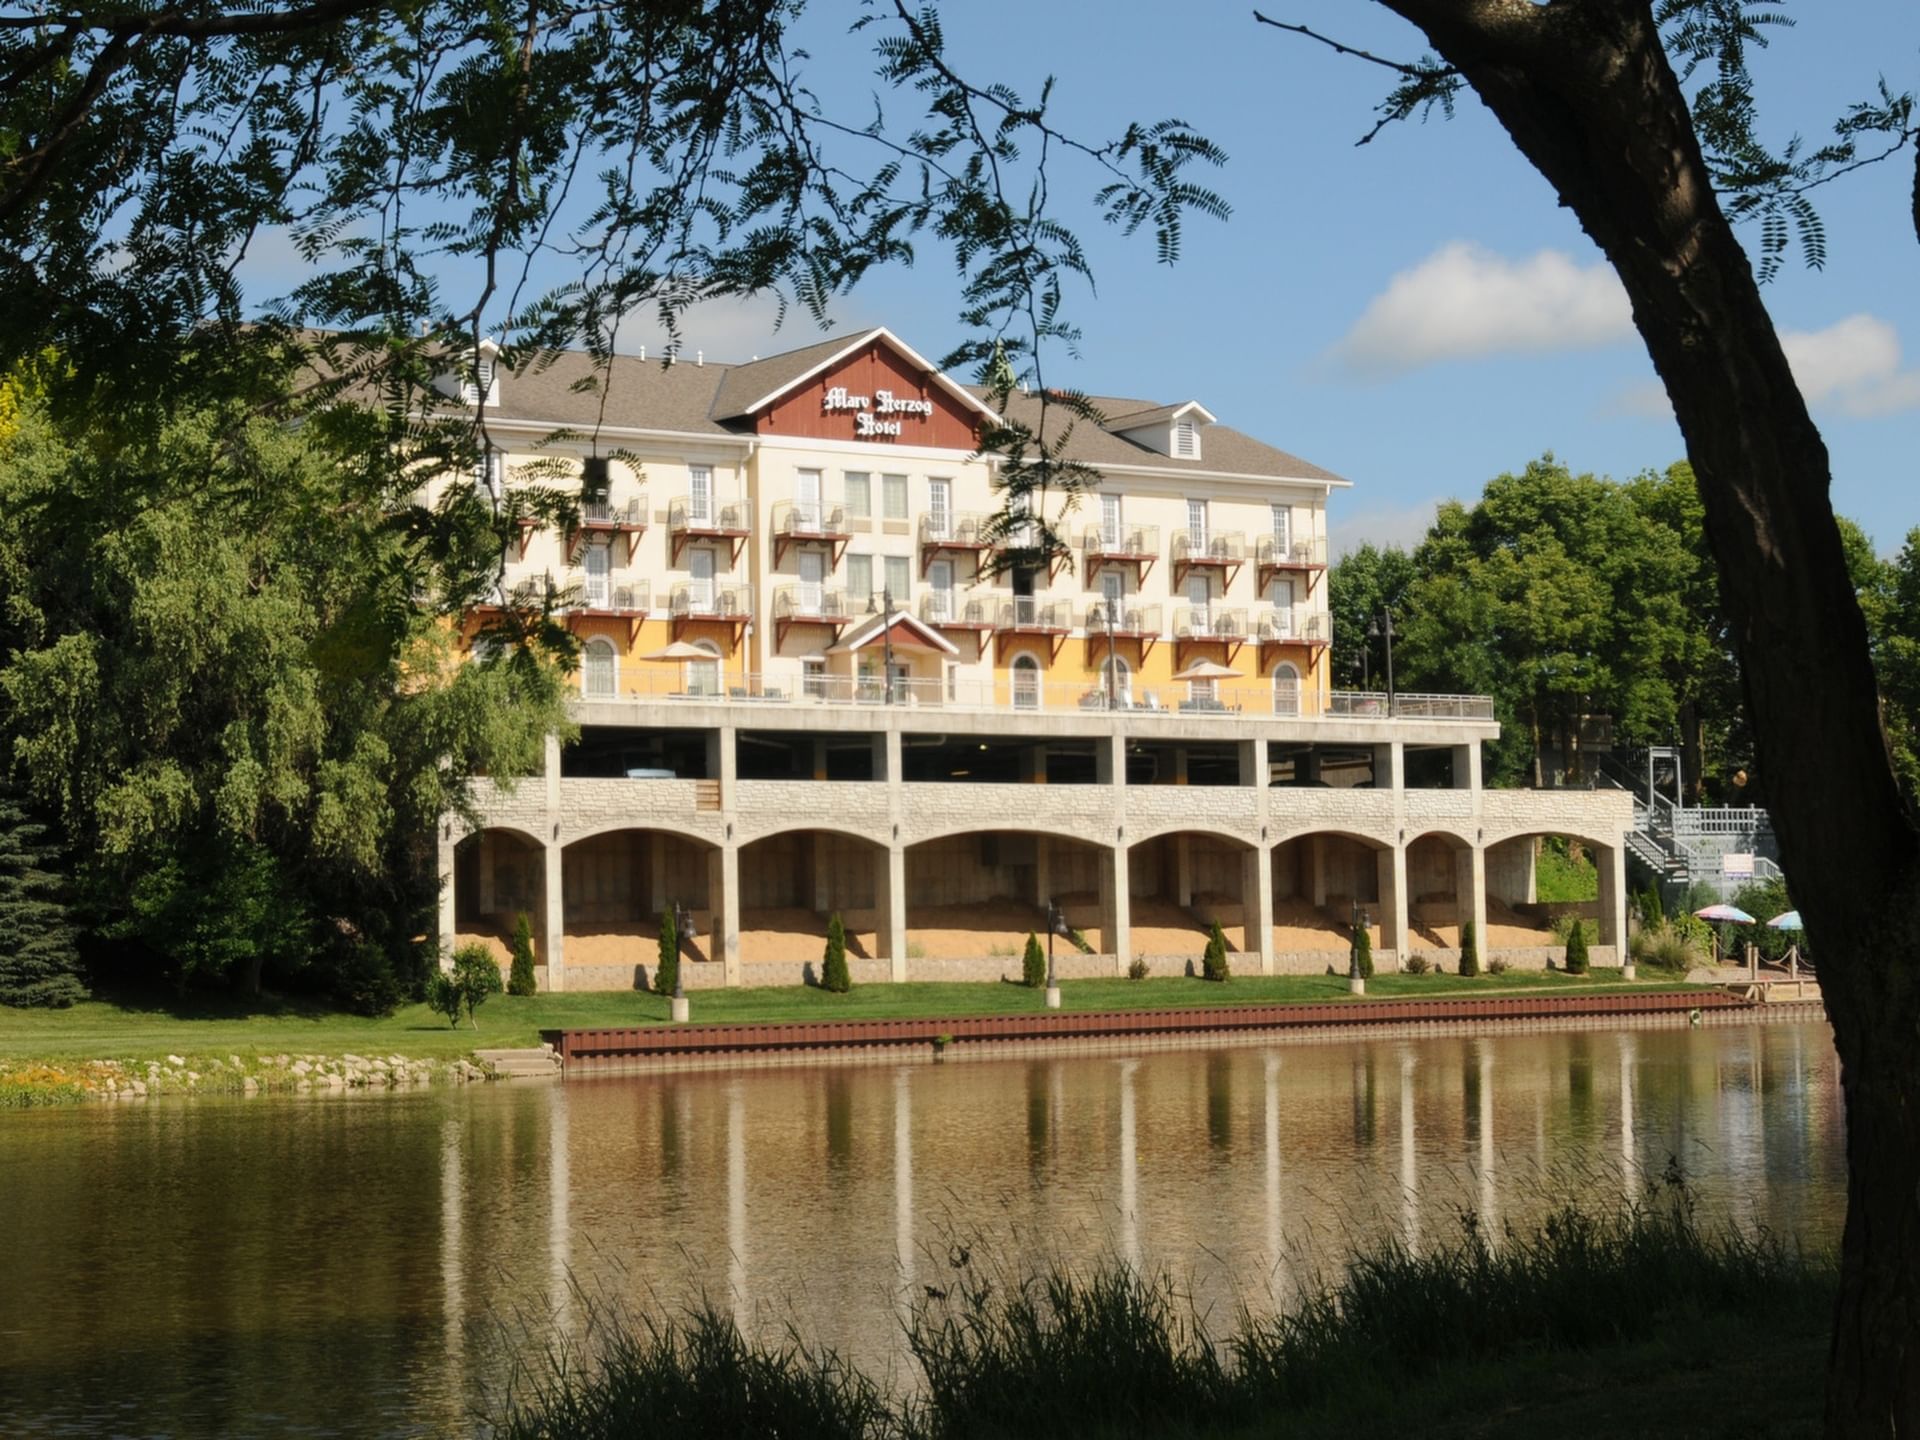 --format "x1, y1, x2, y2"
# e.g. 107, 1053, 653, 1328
492, 1168, 1832, 1439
